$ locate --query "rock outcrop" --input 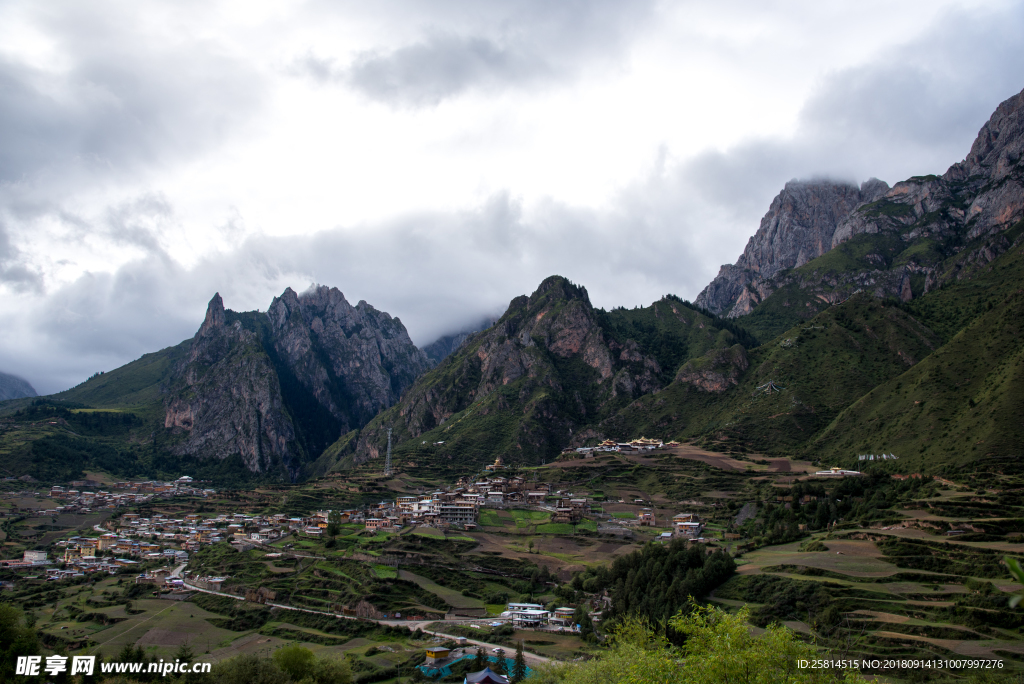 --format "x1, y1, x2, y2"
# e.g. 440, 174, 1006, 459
674, 344, 749, 393
163, 287, 430, 476
267, 285, 430, 432
696, 86, 1024, 322
695, 179, 889, 316
164, 293, 297, 474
